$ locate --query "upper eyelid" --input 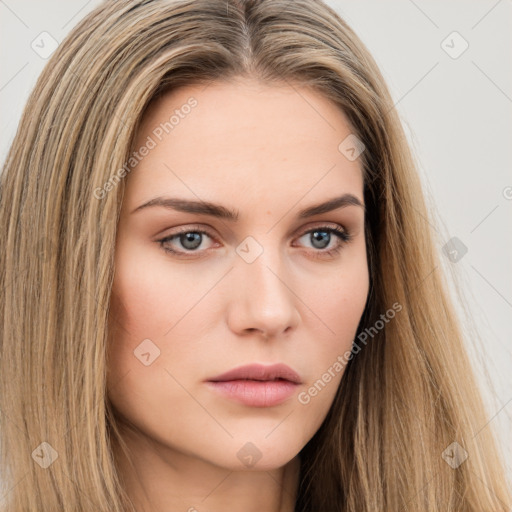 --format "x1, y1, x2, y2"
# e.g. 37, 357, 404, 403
161, 221, 348, 239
